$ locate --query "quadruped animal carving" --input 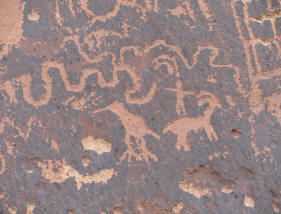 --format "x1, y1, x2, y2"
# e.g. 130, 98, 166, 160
164, 91, 221, 151
93, 101, 159, 162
